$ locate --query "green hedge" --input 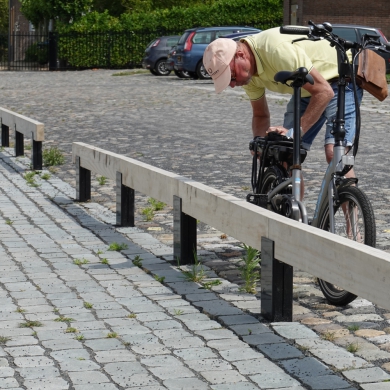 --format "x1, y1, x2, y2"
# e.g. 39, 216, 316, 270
57, 0, 283, 68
